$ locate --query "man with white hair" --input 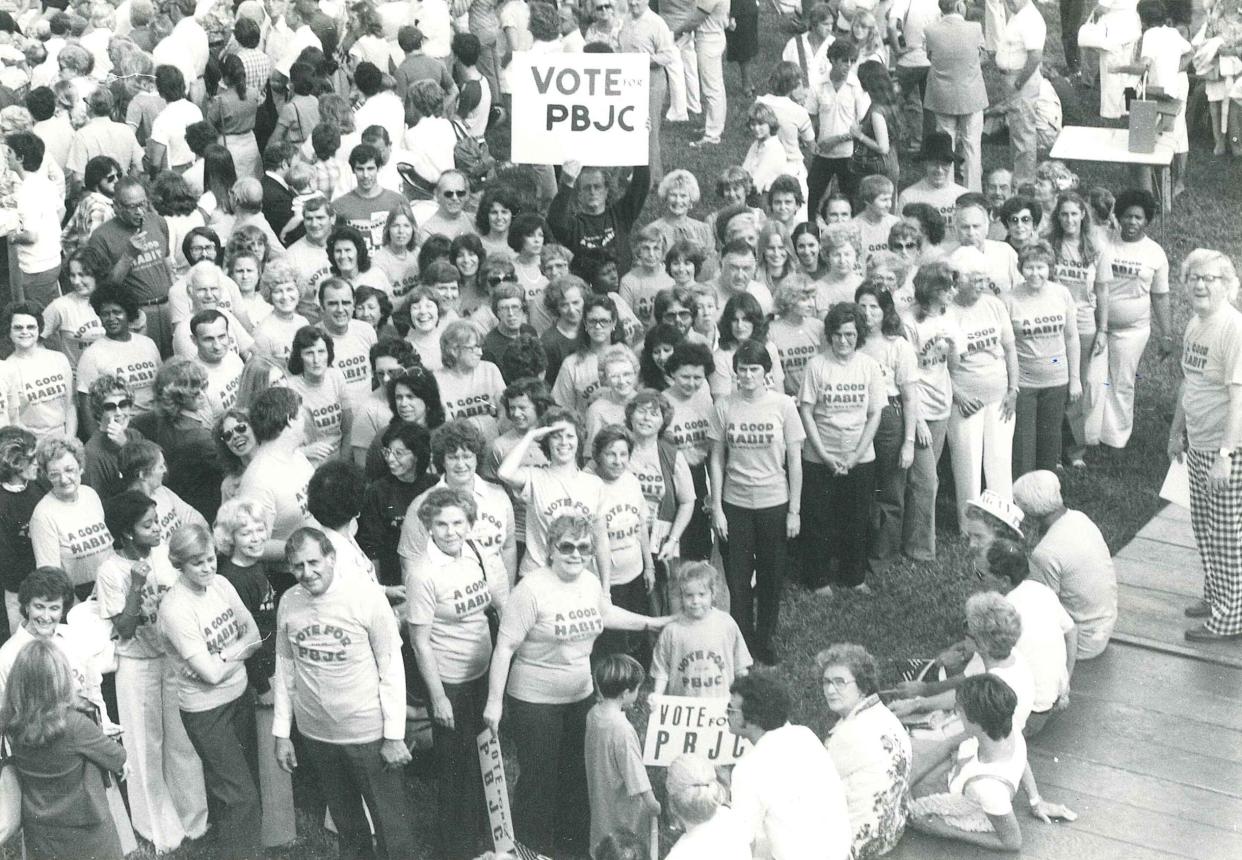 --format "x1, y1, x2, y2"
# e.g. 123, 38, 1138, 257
1168, 248, 1242, 643
173, 263, 255, 361
1013, 470, 1117, 659
947, 194, 1021, 295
